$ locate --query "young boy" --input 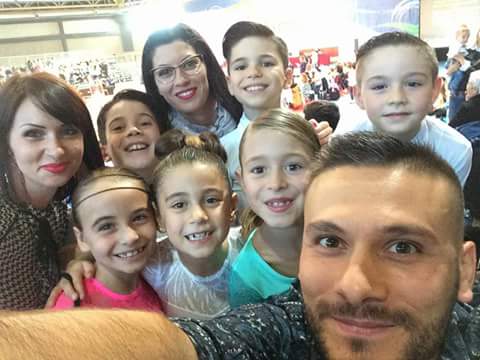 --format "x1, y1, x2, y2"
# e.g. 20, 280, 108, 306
220, 21, 331, 198
96, 89, 168, 183
336, 31, 472, 186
